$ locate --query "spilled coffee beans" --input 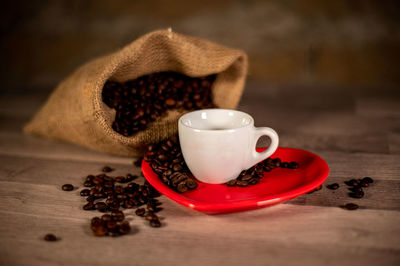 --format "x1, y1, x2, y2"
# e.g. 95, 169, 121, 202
144, 136, 198, 193
227, 157, 298, 187
77, 167, 163, 236
345, 177, 374, 199
91, 214, 131, 237
135, 208, 146, 217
